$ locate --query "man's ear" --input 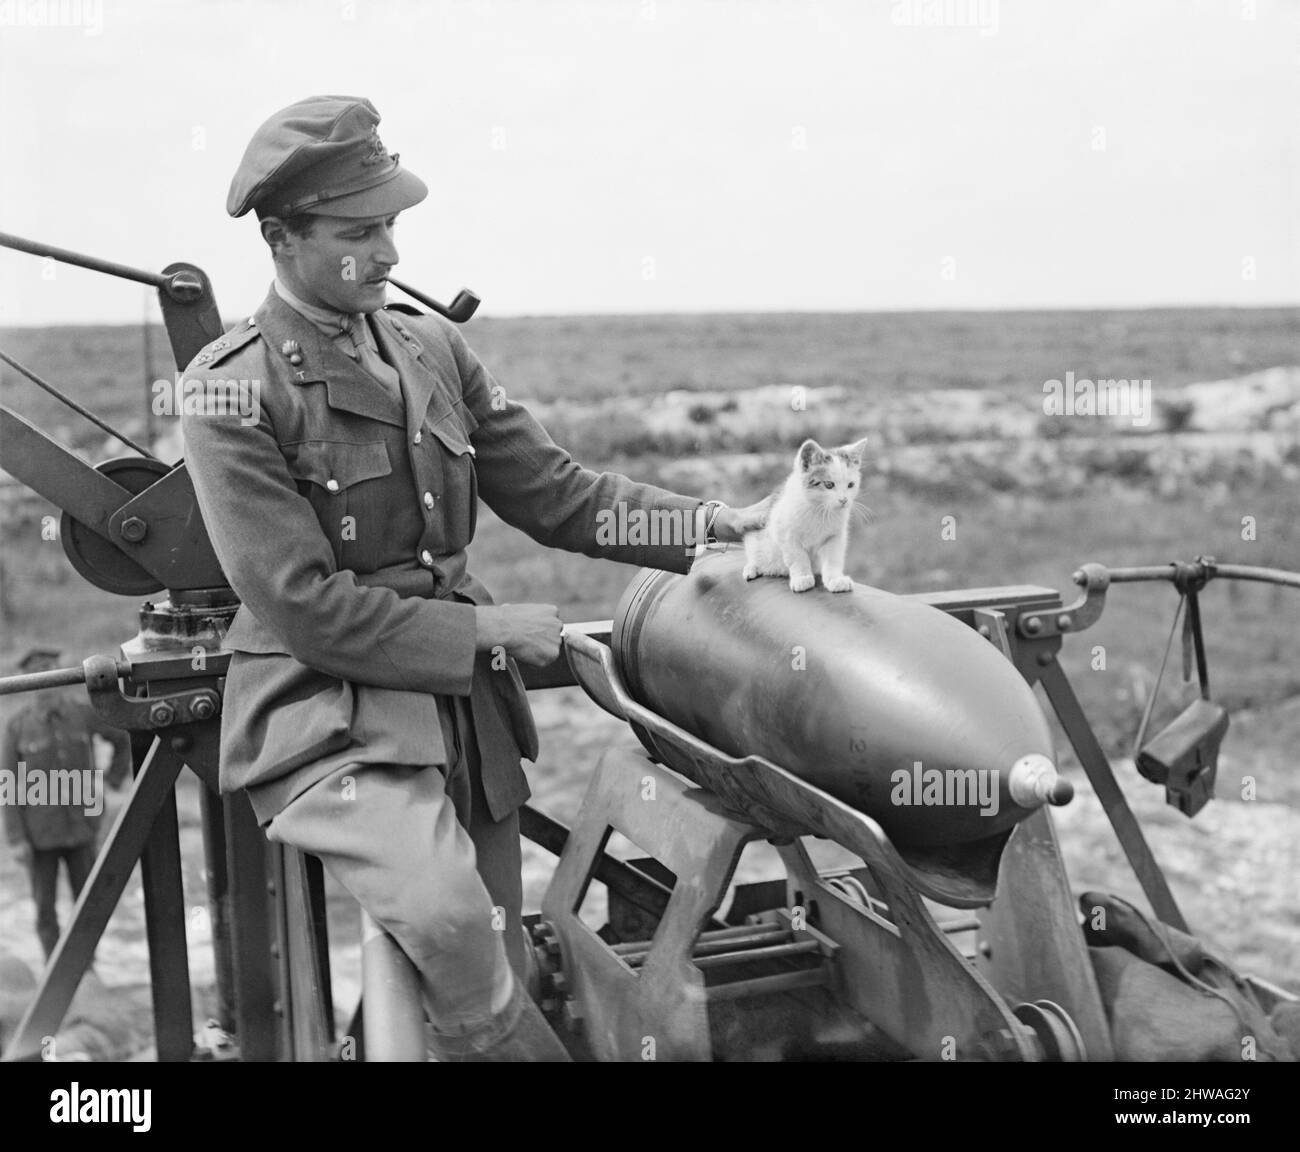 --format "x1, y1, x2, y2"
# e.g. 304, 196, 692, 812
260, 216, 293, 257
